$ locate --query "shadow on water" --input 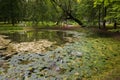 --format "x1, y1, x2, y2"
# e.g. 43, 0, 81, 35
87, 29, 120, 39
0, 30, 73, 45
